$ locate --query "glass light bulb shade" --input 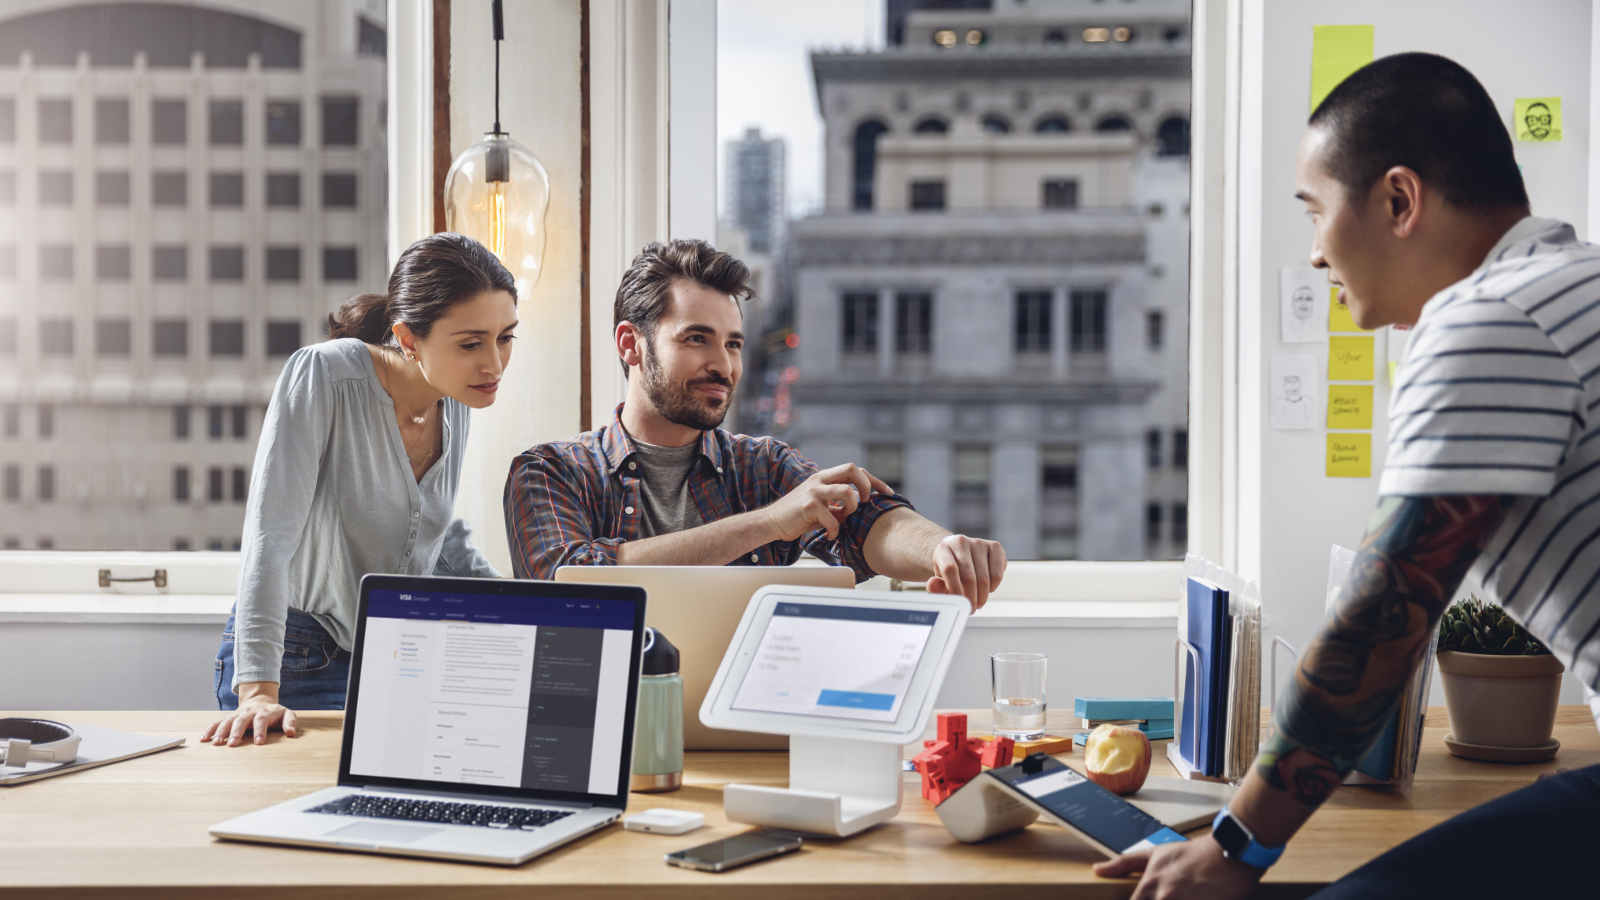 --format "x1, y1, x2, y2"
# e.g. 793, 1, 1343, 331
443, 132, 551, 294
